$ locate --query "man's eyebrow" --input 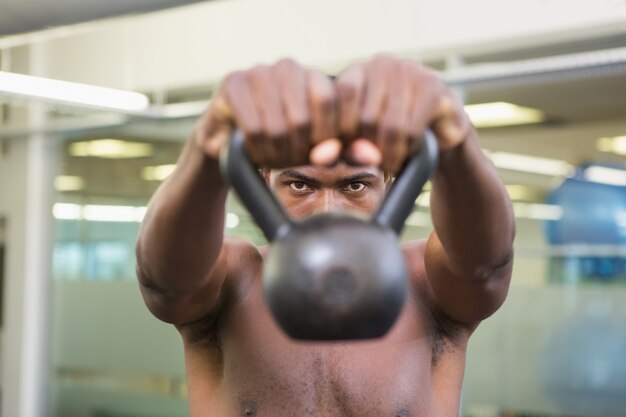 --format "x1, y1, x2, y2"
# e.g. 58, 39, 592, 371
277, 170, 378, 186
338, 172, 378, 184
277, 170, 321, 186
